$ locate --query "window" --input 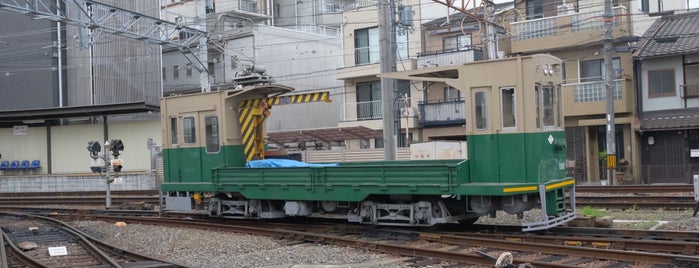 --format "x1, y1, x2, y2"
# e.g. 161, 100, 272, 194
162, 67, 166, 80
535, 84, 557, 129
580, 58, 621, 83
355, 27, 379, 65
640, 0, 649, 13
170, 117, 178, 145
443, 34, 471, 51
525, 0, 543, 19
186, 63, 193, 77
356, 81, 382, 120
396, 28, 409, 60
183, 116, 196, 143
474, 91, 487, 130
173, 65, 179, 79
648, 69, 676, 97
355, 26, 407, 64
542, 85, 555, 127
205, 116, 219, 153
501, 87, 516, 129
323, 0, 341, 13
397, 80, 411, 99
444, 86, 461, 101
534, 84, 541, 129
